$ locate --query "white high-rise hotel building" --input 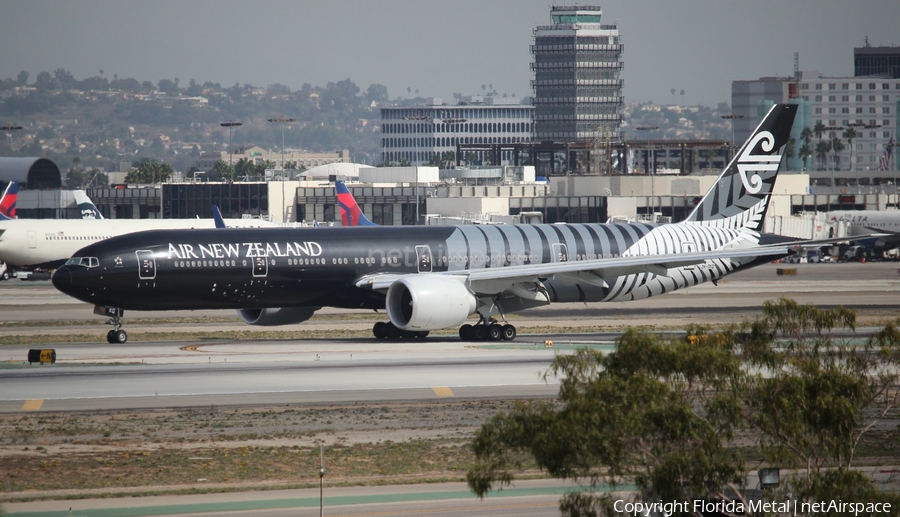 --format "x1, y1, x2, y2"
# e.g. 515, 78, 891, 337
732, 45, 900, 173
379, 99, 534, 166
